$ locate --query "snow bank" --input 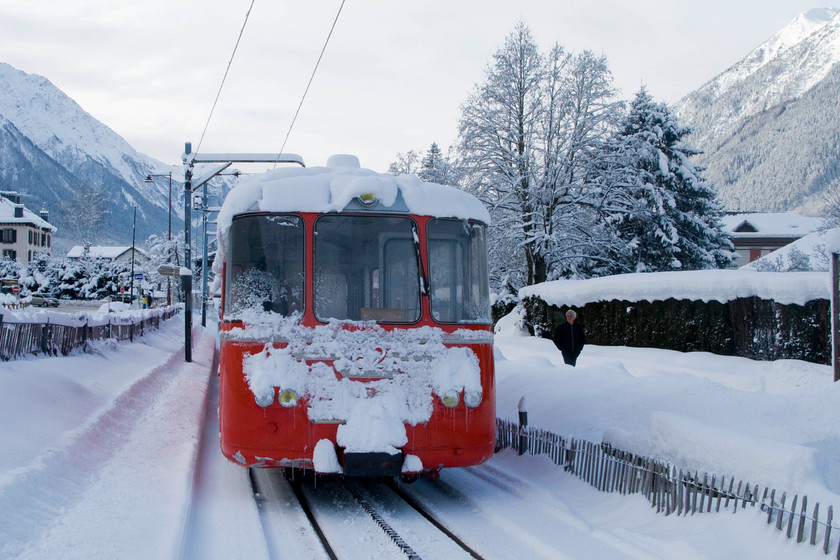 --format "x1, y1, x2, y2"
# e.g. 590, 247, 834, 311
520, 269, 829, 307
494, 314, 840, 506
0, 303, 176, 328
